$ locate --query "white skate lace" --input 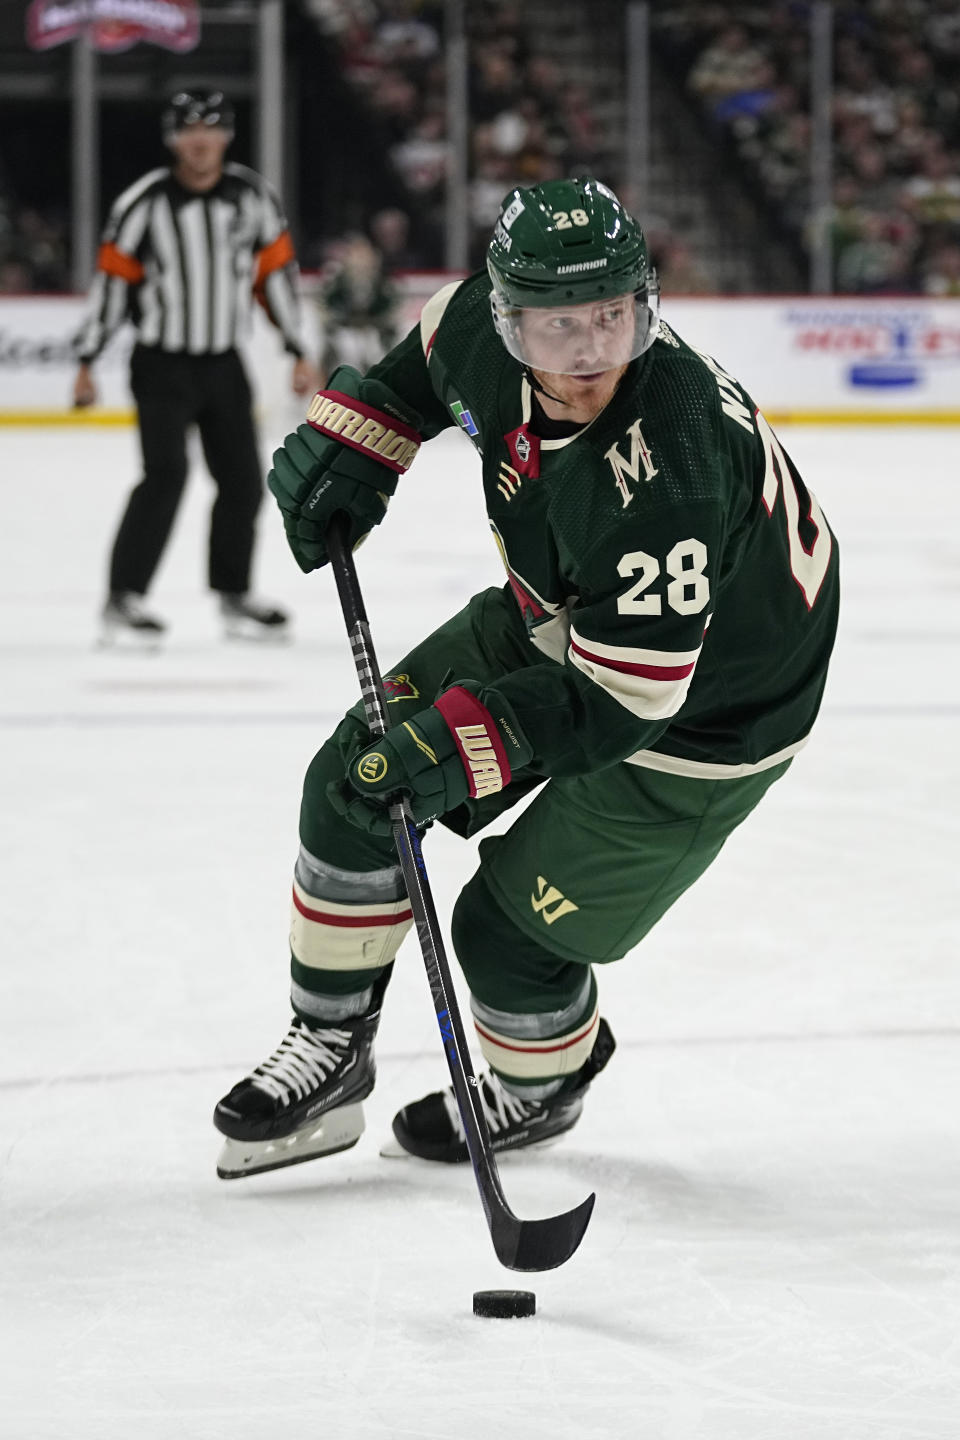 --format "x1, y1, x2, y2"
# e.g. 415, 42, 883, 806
250, 1023, 352, 1106
442, 1072, 541, 1144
